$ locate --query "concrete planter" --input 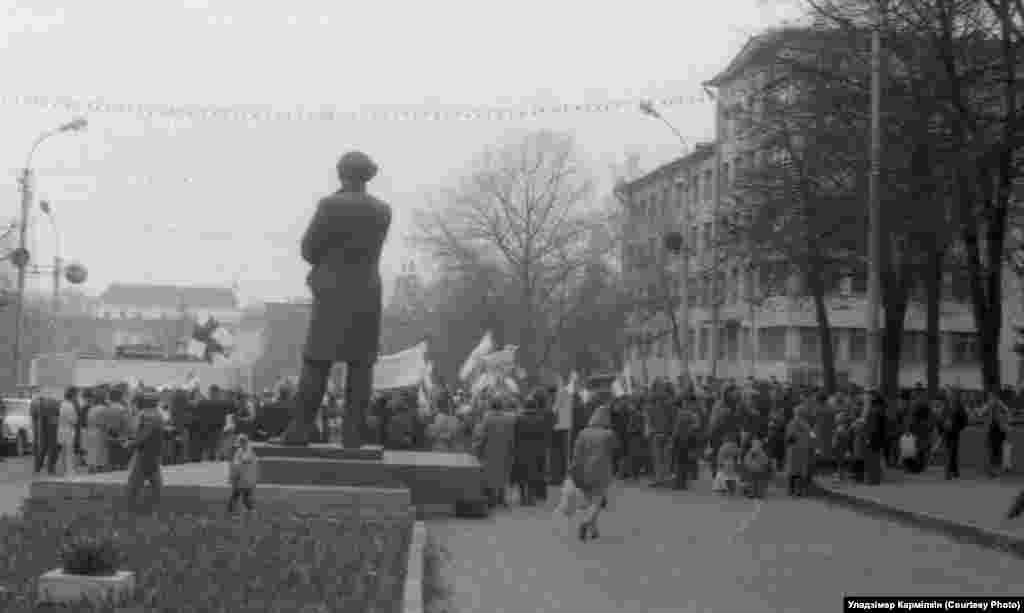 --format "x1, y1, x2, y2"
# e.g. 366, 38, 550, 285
37, 569, 135, 606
